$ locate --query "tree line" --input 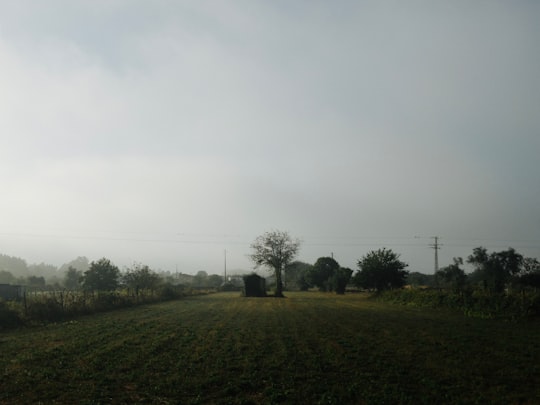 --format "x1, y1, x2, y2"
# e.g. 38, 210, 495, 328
0, 254, 227, 293
0, 258, 225, 328
250, 230, 540, 297
381, 248, 540, 319
250, 230, 409, 296
0, 254, 84, 288
435, 247, 540, 293
250, 230, 540, 318
282, 248, 408, 293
